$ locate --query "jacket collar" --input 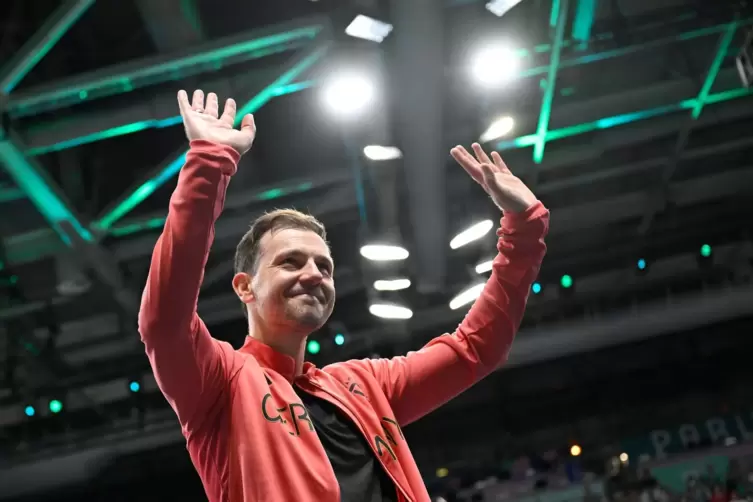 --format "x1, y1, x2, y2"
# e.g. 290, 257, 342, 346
239, 336, 316, 382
